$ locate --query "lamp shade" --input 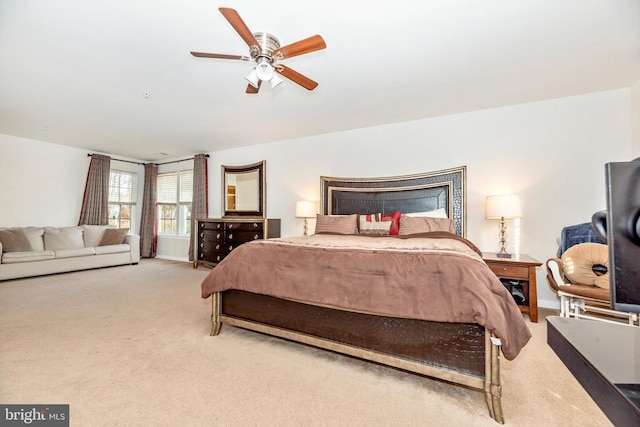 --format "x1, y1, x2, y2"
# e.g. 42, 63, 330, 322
255, 58, 274, 81
270, 73, 284, 88
295, 201, 316, 218
244, 68, 259, 88
485, 194, 522, 219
